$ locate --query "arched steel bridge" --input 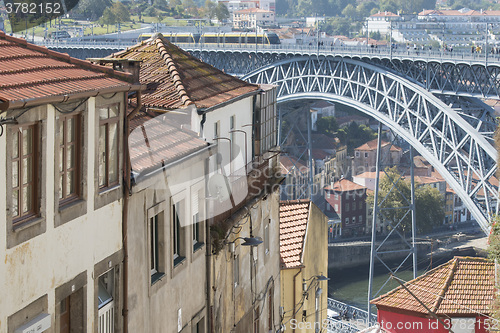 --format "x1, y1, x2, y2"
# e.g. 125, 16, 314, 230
45, 42, 499, 233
